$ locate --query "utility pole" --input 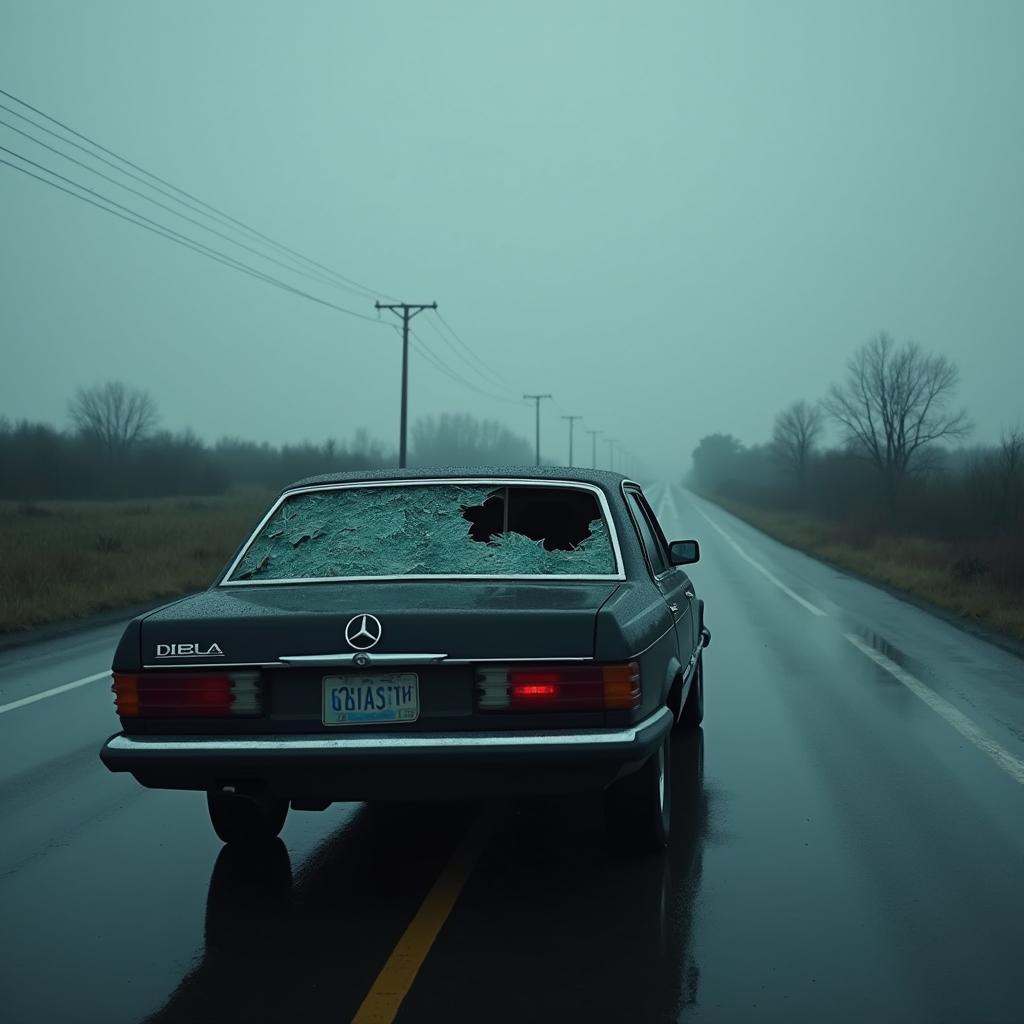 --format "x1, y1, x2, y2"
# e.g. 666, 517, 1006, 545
586, 429, 602, 469
605, 437, 618, 471
523, 394, 552, 466
561, 415, 582, 467
375, 301, 437, 468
